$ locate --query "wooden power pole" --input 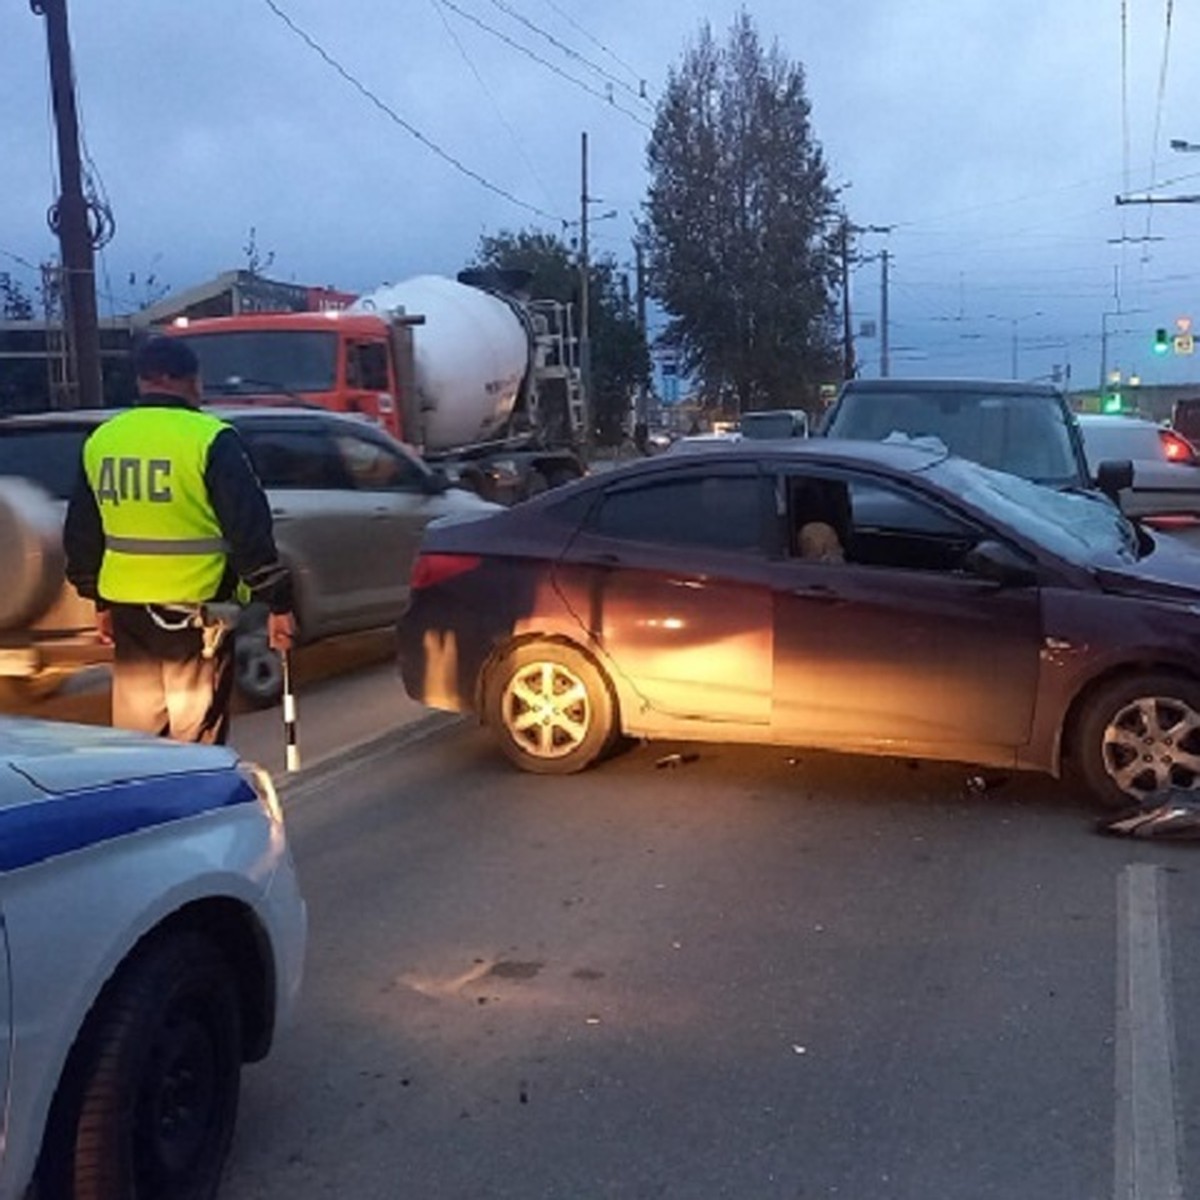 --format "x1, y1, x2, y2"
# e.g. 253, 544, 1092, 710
32, 0, 104, 409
